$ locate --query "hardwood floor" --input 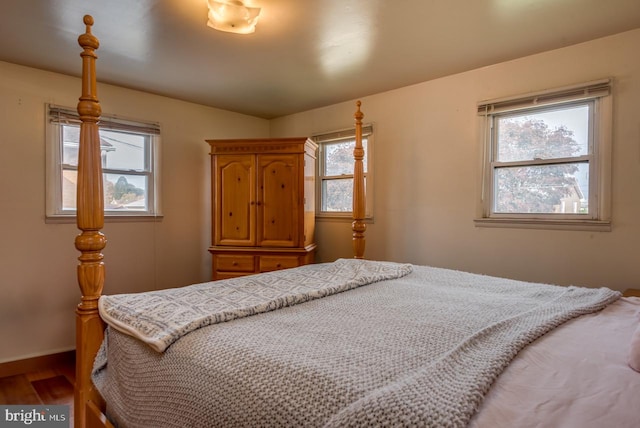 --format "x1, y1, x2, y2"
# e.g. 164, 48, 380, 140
0, 357, 75, 426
